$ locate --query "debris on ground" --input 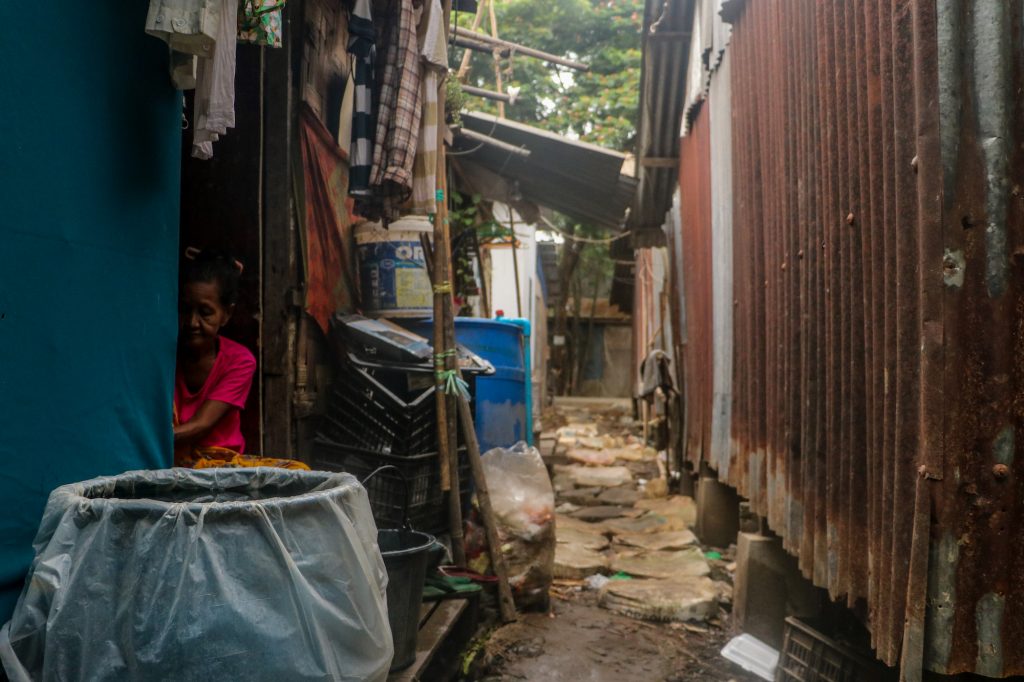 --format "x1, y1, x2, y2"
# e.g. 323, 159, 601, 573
477, 399, 759, 681
556, 464, 634, 488
599, 576, 721, 622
